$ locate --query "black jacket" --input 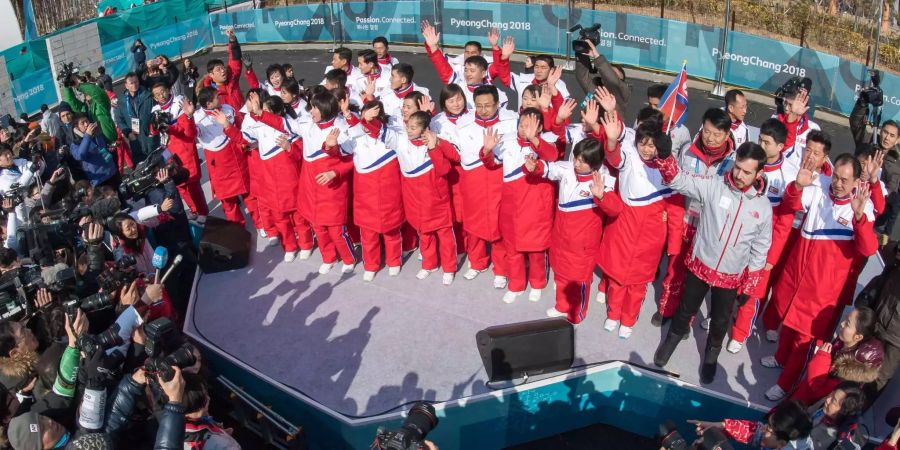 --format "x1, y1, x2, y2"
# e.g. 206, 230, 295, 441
106, 375, 185, 449
857, 258, 900, 348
